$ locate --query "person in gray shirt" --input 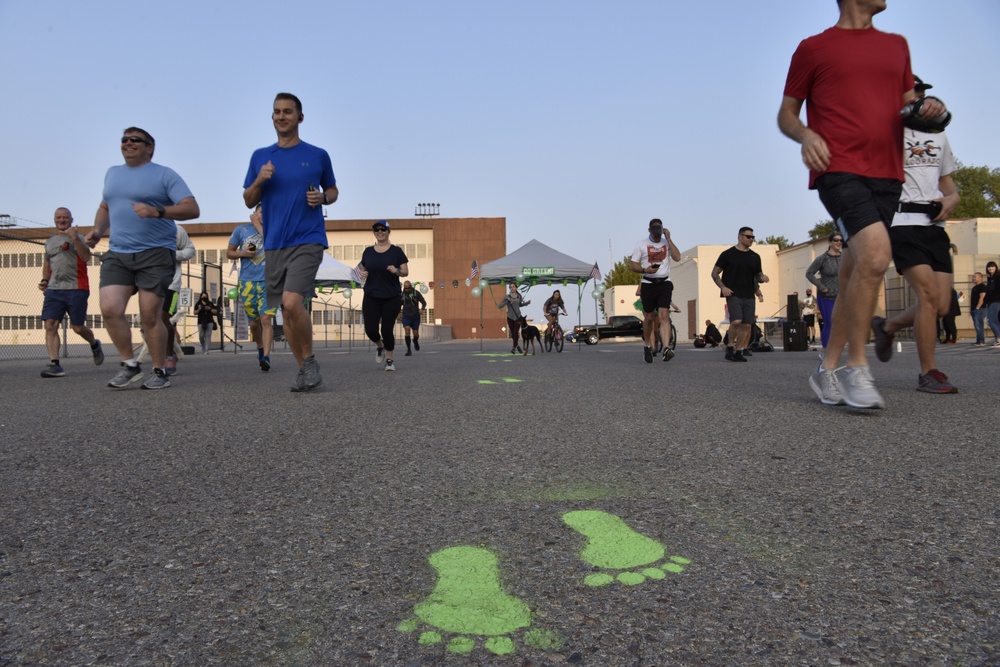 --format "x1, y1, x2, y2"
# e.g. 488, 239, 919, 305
498, 283, 531, 354
805, 232, 843, 349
